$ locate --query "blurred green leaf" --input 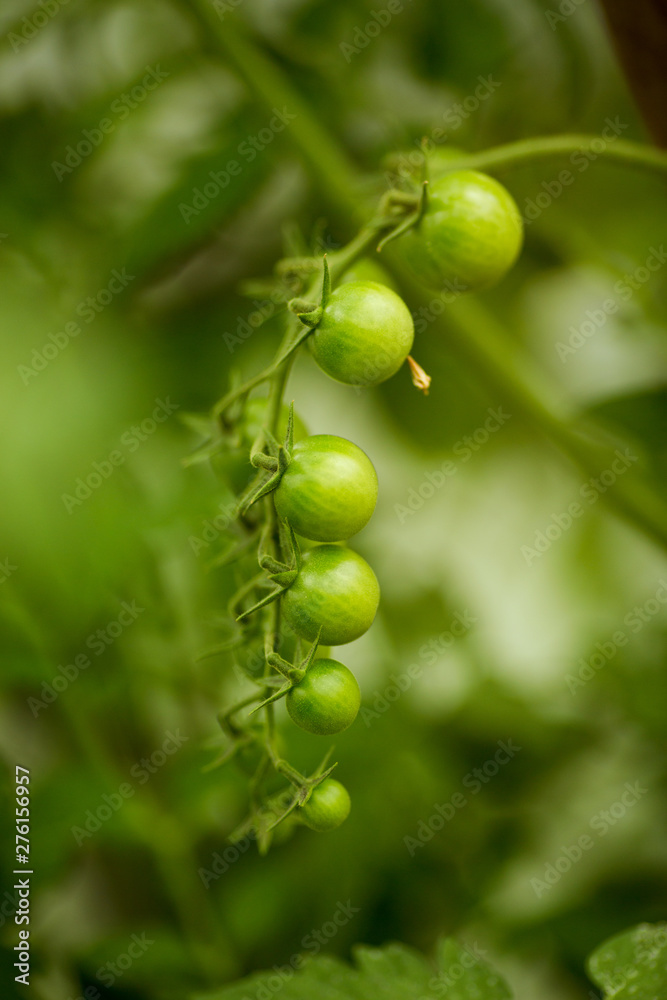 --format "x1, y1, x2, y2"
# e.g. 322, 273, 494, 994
587, 922, 667, 1000
194, 937, 512, 1000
